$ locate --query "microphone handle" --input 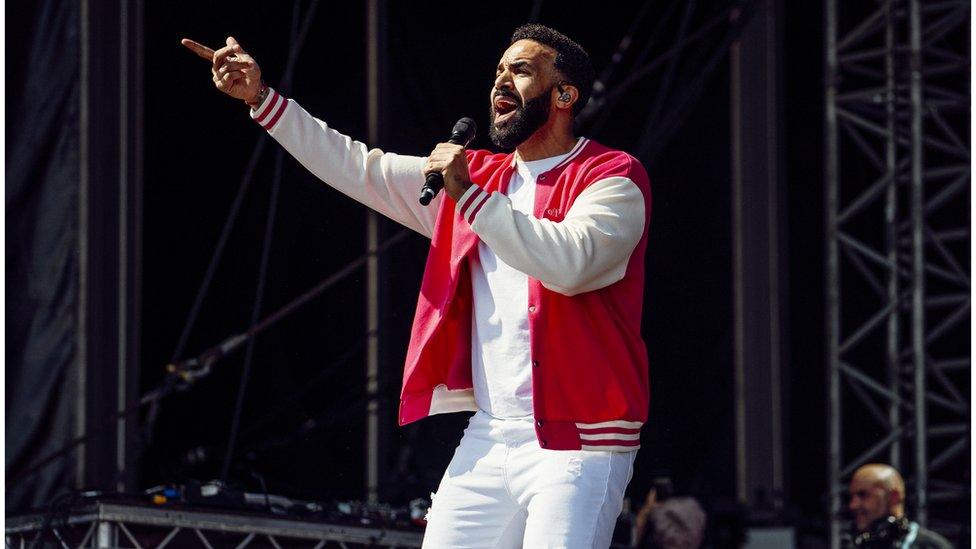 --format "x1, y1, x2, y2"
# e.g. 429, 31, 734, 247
419, 133, 466, 206
419, 173, 443, 206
